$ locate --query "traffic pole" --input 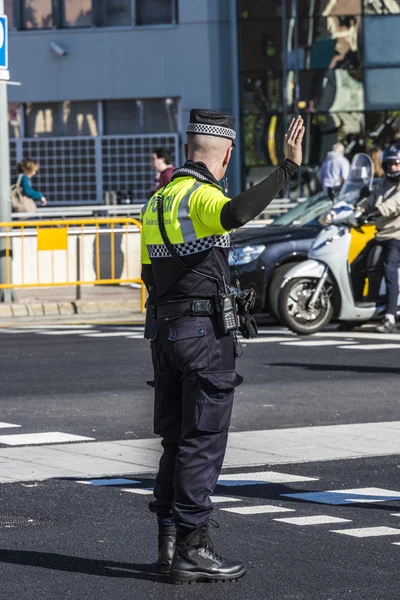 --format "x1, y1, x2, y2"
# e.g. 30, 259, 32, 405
0, 0, 12, 302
